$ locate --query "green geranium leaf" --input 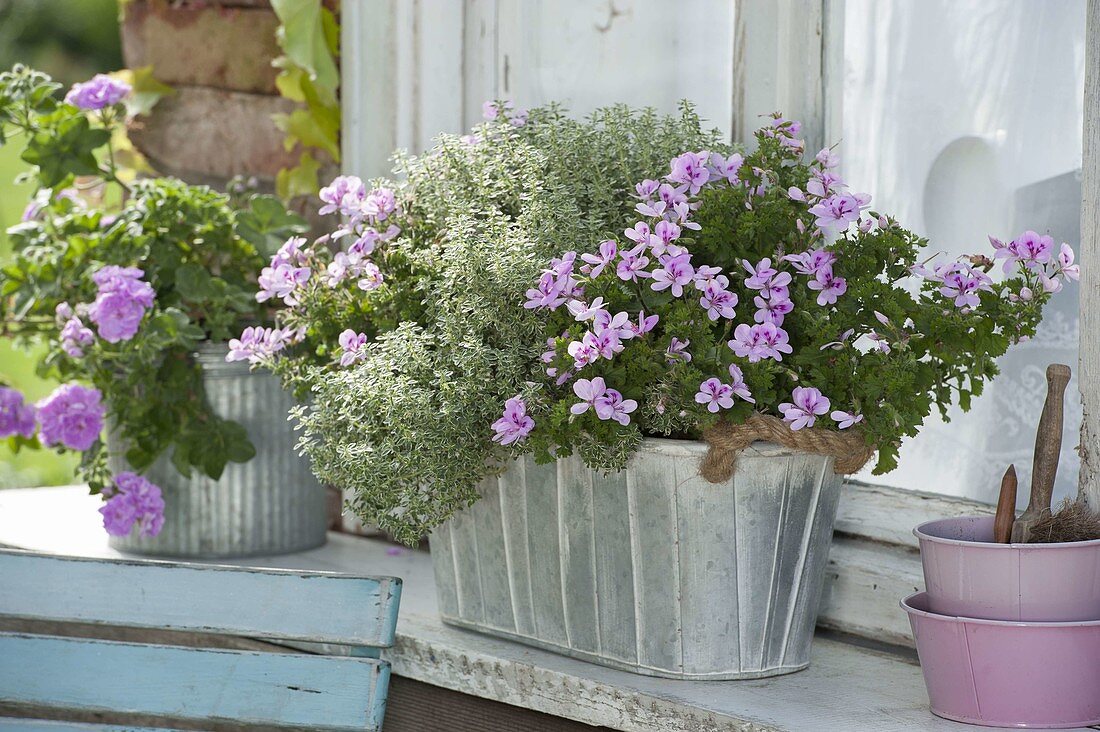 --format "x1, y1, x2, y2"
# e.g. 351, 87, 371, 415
236, 194, 308, 255
21, 115, 110, 188
222, 420, 257, 464
175, 262, 215, 301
